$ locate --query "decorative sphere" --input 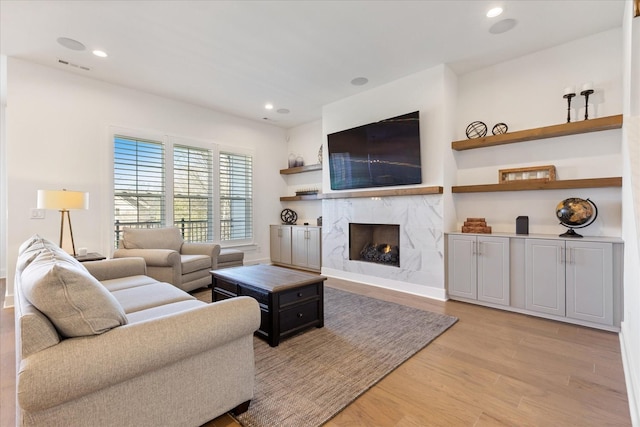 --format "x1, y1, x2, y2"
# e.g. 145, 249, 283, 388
556, 198, 596, 227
